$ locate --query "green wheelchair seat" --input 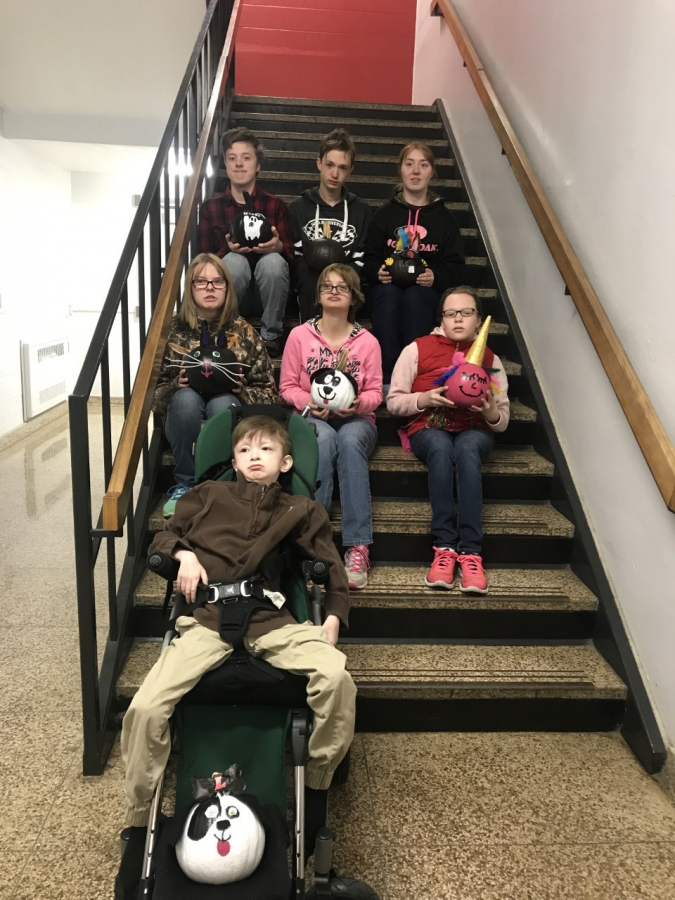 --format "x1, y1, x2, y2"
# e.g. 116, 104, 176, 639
174, 406, 318, 814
